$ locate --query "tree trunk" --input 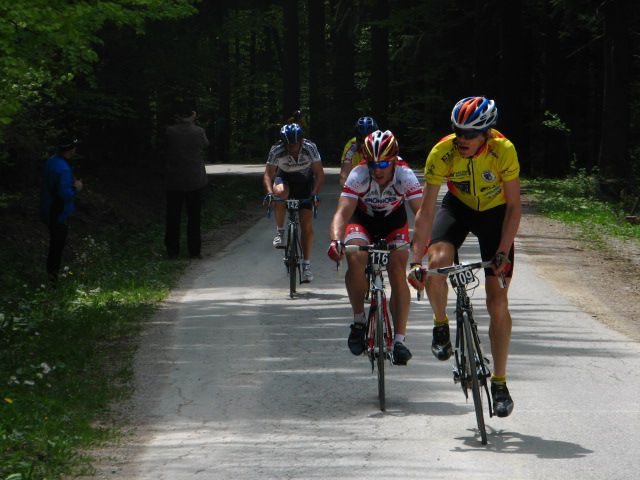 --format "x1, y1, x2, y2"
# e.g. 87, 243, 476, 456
370, 0, 389, 126
330, 0, 357, 156
499, 0, 524, 157
282, 0, 300, 119
598, 0, 629, 181
308, 0, 326, 145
